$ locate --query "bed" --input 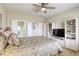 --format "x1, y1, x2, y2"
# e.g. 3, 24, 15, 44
1, 37, 63, 56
